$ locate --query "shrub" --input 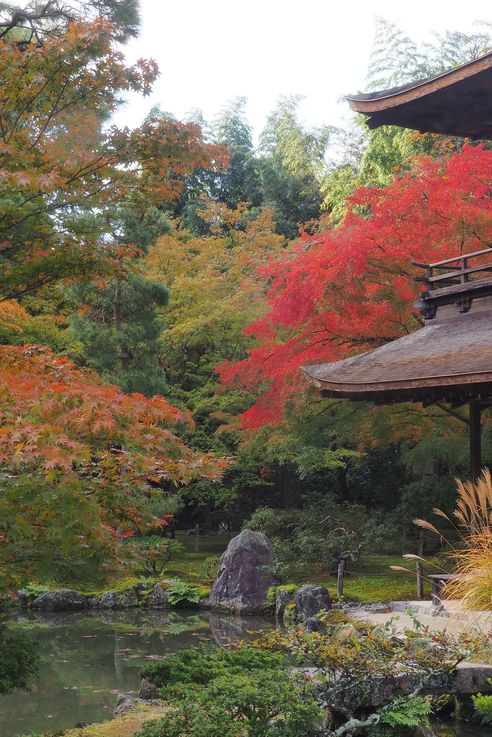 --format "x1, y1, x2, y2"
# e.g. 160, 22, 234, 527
140, 645, 286, 694
166, 579, 201, 608
199, 555, 220, 581
138, 646, 322, 737
473, 692, 492, 725
246, 497, 378, 574
255, 617, 489, 734
132, 537, 183, 578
